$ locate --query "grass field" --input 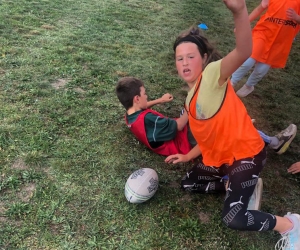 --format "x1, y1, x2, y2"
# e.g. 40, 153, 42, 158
0, 0, 300, 249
